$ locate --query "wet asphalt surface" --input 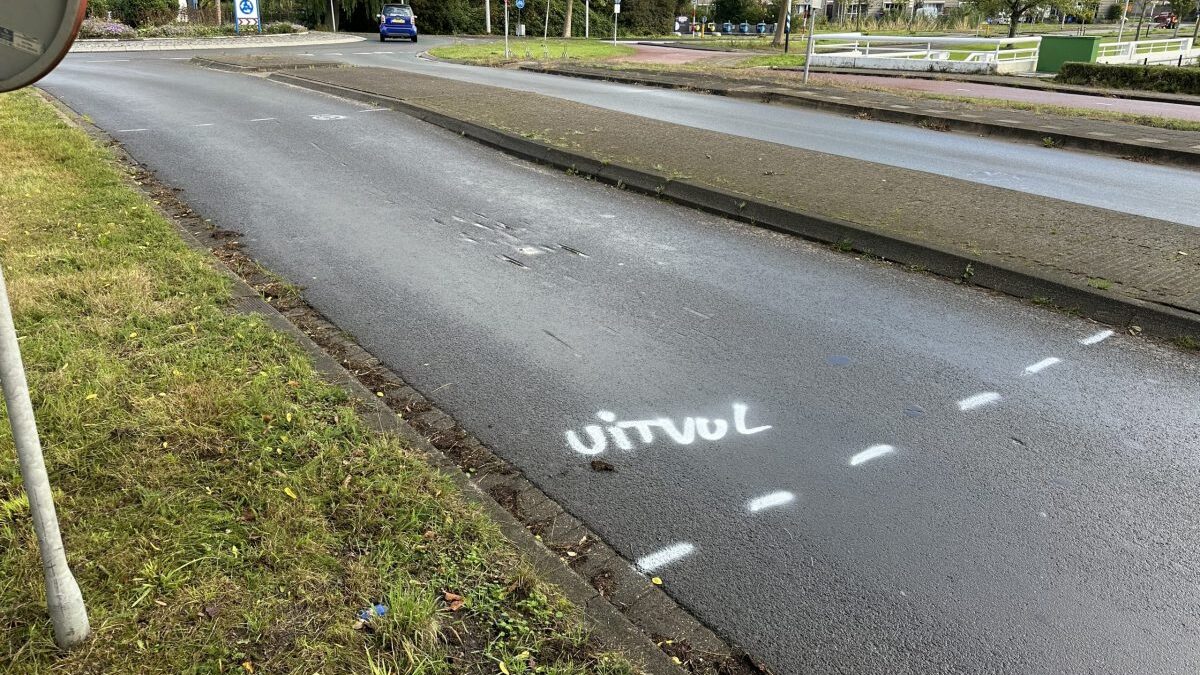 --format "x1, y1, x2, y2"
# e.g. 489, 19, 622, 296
40, 49, 1200, 673
57, 35, 1200, 227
